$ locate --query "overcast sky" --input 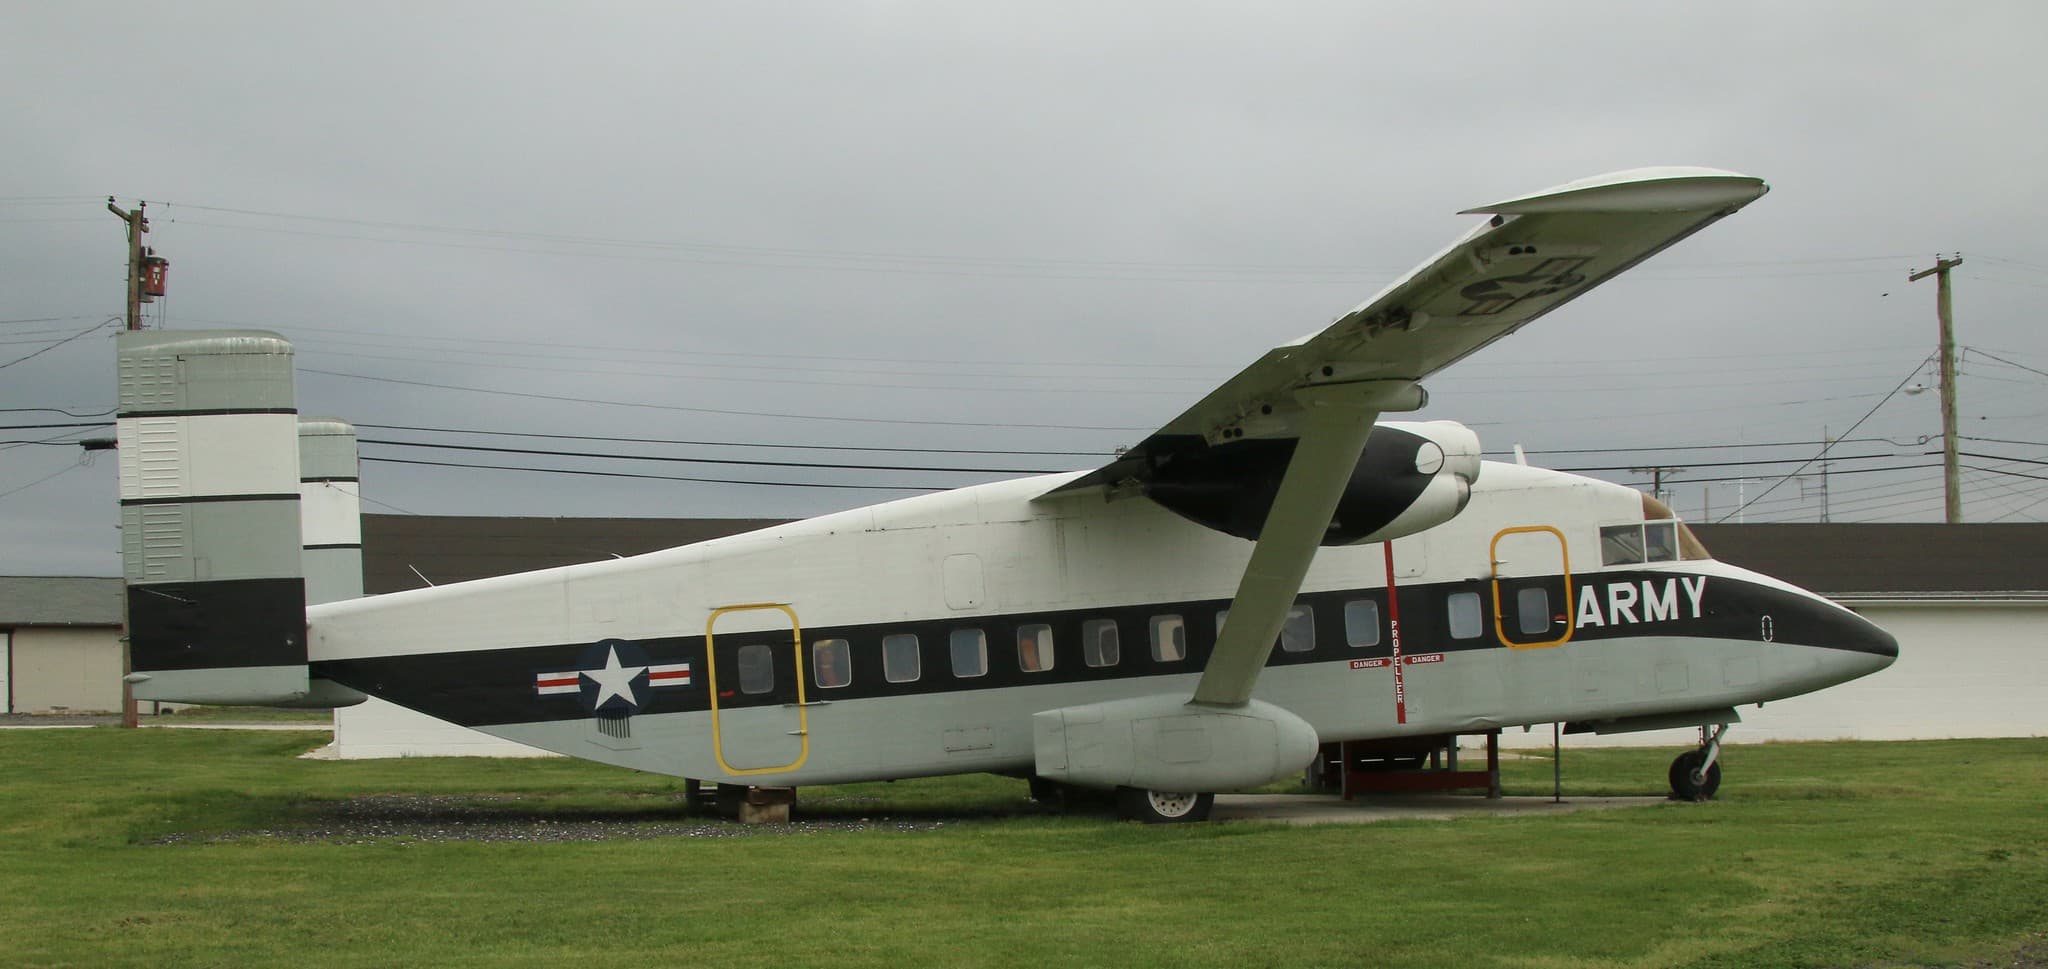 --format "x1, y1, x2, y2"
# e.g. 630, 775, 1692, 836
5, 2, 2046, 576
